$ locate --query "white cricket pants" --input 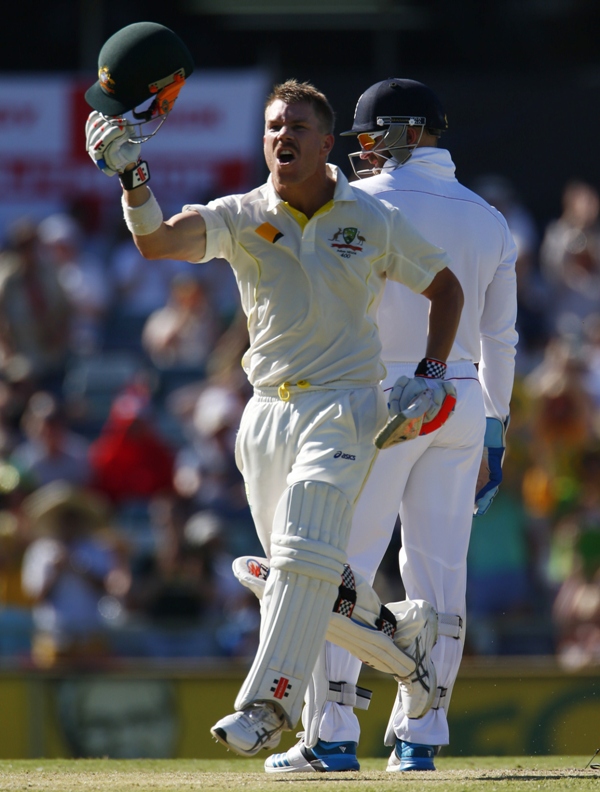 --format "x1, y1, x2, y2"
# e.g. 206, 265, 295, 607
235, 384, 388, 556
233, 384, 388, 724
318, 361, 485, 747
